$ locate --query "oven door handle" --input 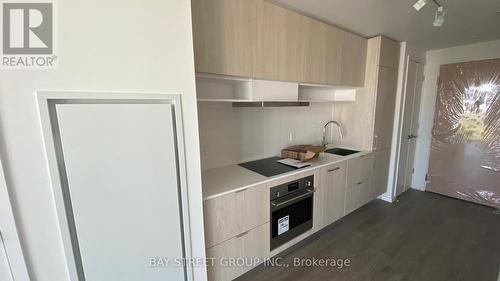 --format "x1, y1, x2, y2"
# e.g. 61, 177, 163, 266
271, 189, 314, 207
